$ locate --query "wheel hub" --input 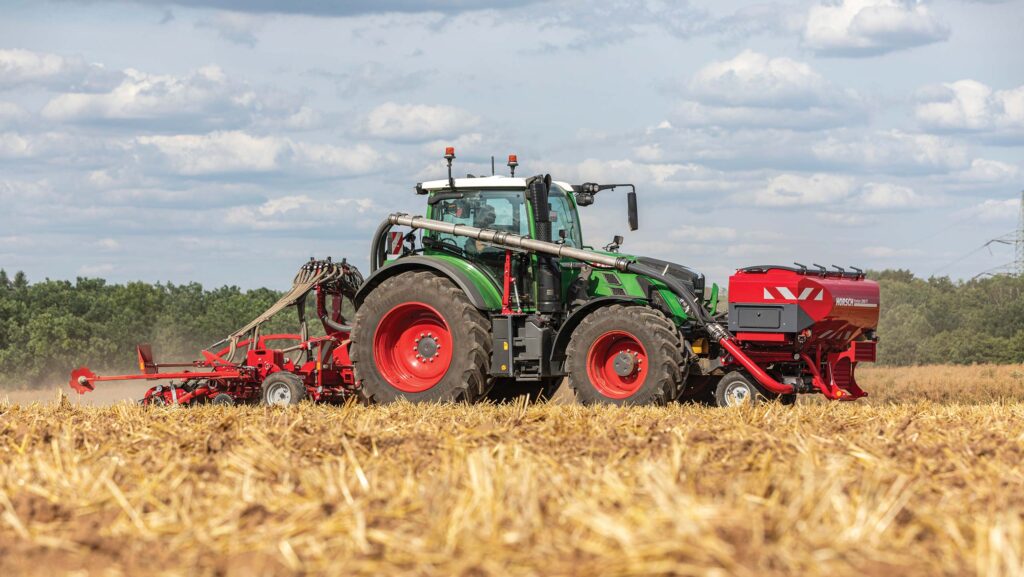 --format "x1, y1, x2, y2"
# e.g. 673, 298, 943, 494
612, 350, 638, 377
724, 382, 749, 406
586, 331, 648, 400
268, 384, 292, 405
415, 333, 439, 361
374, 302, 454, 393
